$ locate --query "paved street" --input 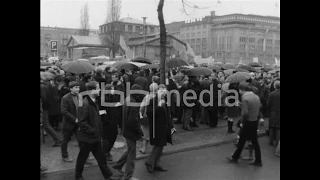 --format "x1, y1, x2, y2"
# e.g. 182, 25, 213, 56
41, 136, 279, 180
